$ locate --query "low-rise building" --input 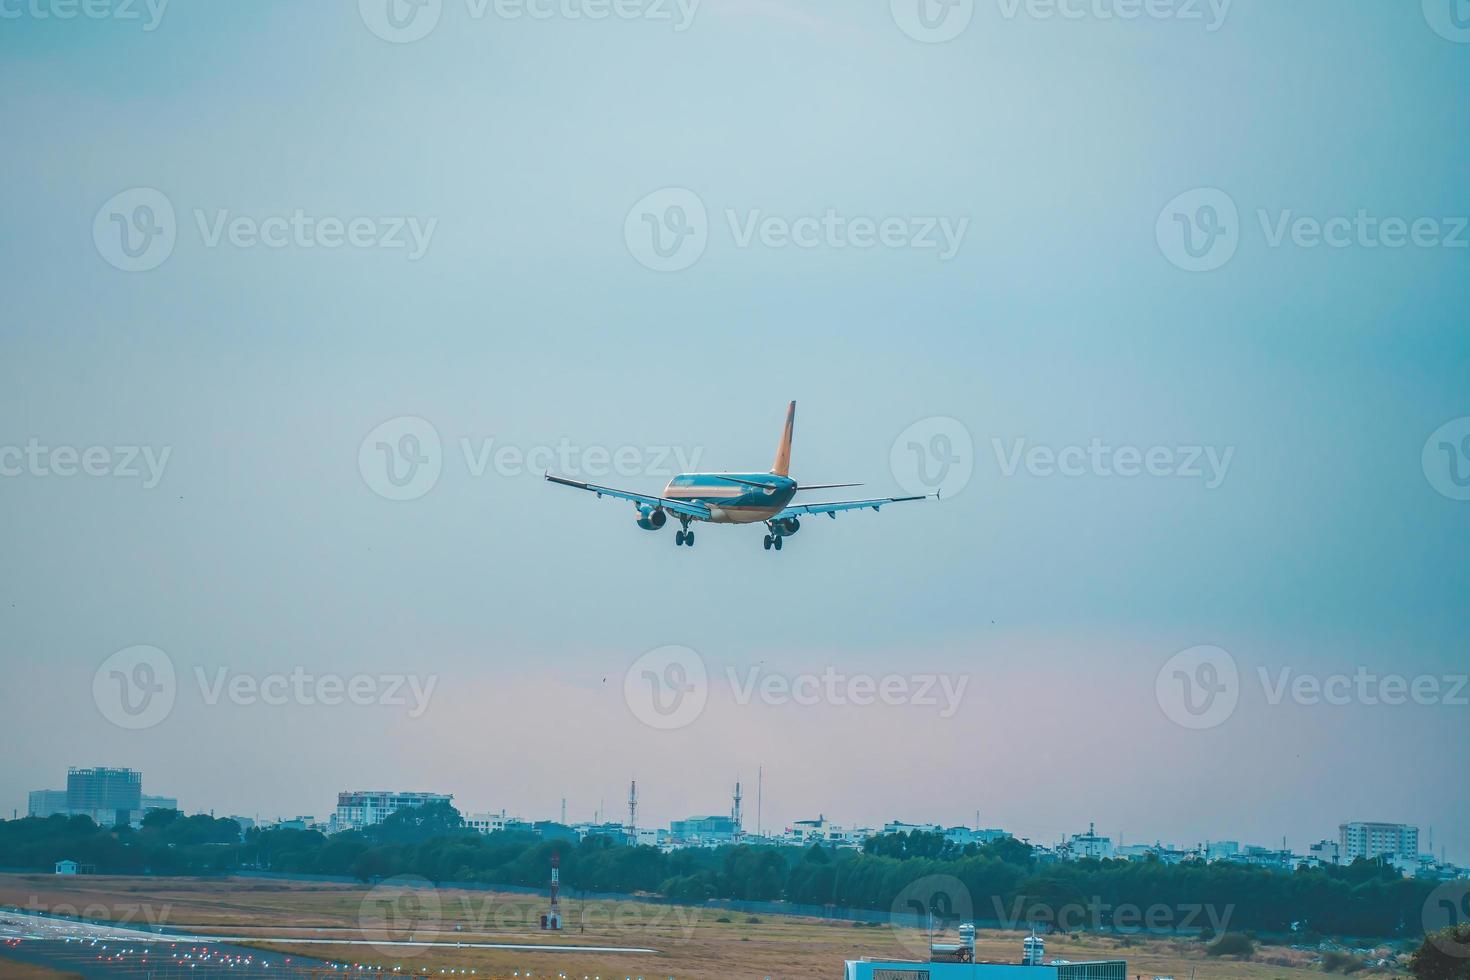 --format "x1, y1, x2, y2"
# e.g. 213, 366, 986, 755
466, 810, 511, 835
846, 954, 1127, 980
670, 814, 741, 846
1066, 824, 1115, 860
334, 791, 453, 832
